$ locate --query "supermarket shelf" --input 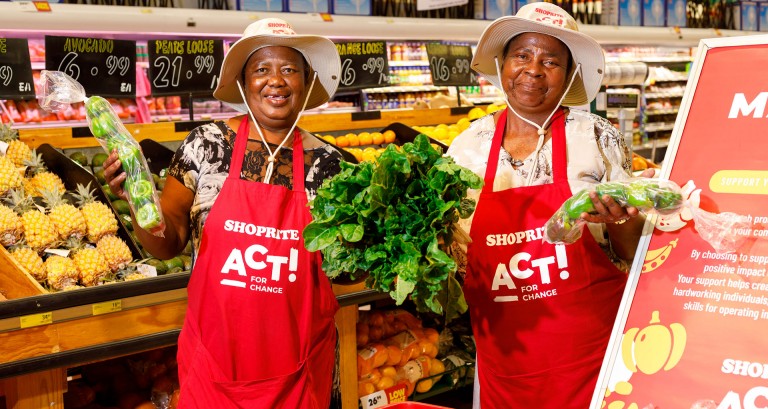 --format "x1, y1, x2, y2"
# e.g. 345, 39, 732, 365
649, 76, 689, 82
634, 138, 671, 150
607, 56, 694, 63
645, 92, 685, 98
646, 108, 679, 115
389, 61, 430, 67
0, 3, 760, 46
362, 85, 450, 94
645, 123, 676, 132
